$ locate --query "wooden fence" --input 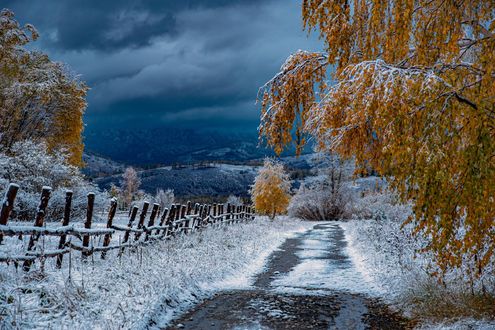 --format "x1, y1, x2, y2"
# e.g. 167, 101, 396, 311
0, 183, 255, 271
